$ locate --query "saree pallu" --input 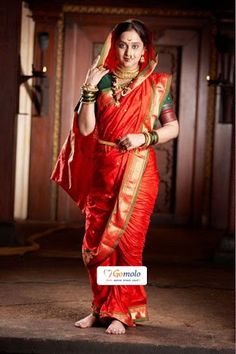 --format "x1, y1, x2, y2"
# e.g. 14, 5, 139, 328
51, 72, 171, 326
